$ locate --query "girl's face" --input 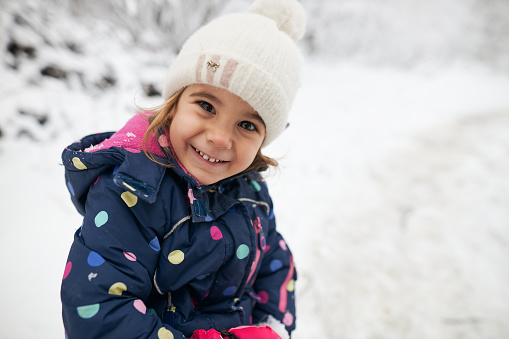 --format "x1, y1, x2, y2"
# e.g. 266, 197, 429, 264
169, 84, 266, 185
